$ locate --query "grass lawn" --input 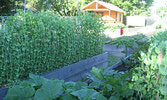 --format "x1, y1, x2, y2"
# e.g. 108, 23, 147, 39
108, 54, 120, 66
